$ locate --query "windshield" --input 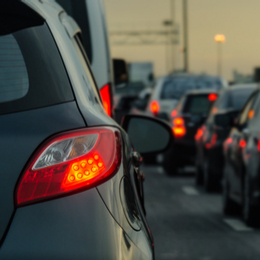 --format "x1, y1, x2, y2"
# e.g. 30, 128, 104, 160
160, 76, 222, 100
